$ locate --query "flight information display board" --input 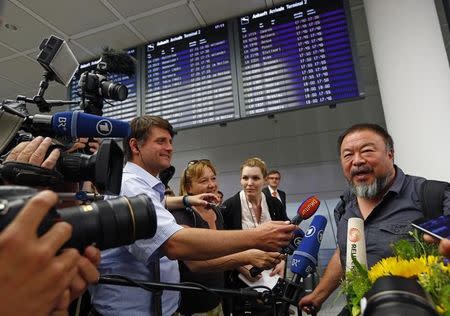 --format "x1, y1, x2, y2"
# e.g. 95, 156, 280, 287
145, 22, 239, 129
69, 48, 137, 122
237, 0, 363, 116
